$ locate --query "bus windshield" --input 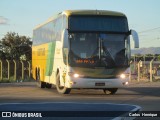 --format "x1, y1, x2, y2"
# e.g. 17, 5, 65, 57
69, 33, 129, 68
69, 16, 128, 32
